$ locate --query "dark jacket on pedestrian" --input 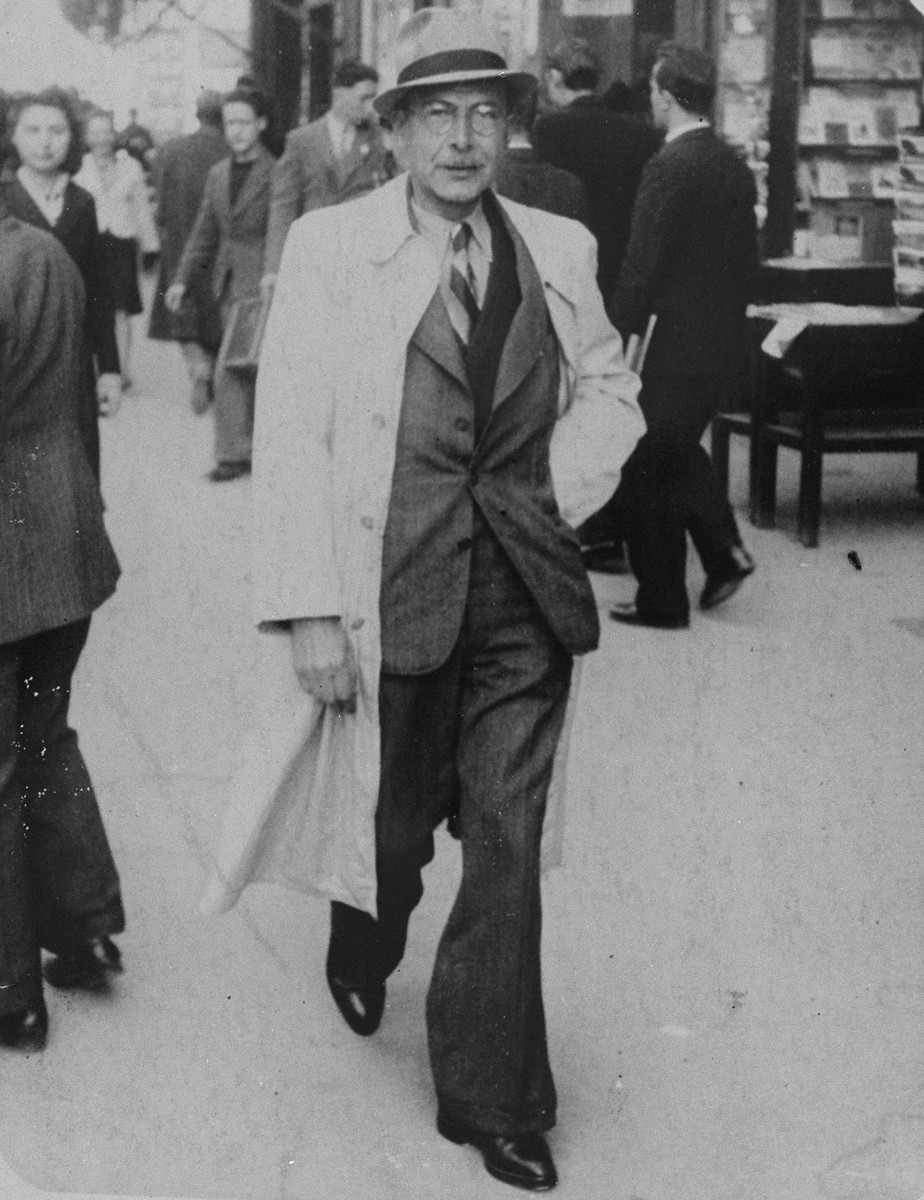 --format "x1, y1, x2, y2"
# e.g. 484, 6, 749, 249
533, 96, 660, 297
263, 116, 391, 275
494, 145, 587, 223
175, 147, 275, 305
608, 127, 759, 378
0, 177, 119, 476
0, 213, 119, 645
148, 123, 228, 345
